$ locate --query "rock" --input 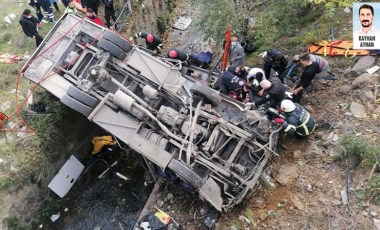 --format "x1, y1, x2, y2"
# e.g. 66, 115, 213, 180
332, 134, 339, 142
351, 73, 375, 89
350, 56, 377, 77
337, 85, 351, 95
359, 90, 374, 103
230, 227, 238, 230
306, 184, 313, 192
258, 211, 268, 221
293, 150, 302, 159
374, 219, 380, 230
372, 212, 378, 217
362, 211, 369, 216
291, 194, 304, 210
349, 102, 366, 118
276, 164, 298, 185
366, 102, 375, 113
375, 106, 380, 114
304, 142, 322, 155
332, 200, 342, 206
